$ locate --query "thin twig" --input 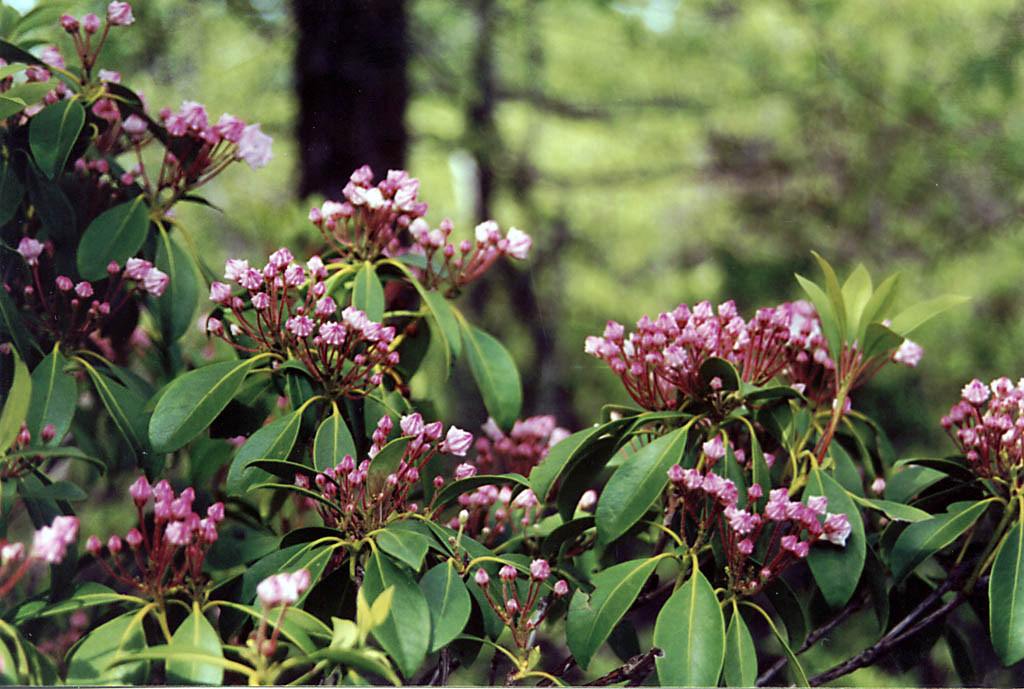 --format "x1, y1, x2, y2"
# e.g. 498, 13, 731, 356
584, 648, 663, 686
536, 656, 578, 687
